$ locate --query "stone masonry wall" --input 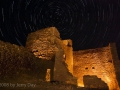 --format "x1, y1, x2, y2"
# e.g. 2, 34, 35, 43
73, 44, 120, 90
62, 39, 73, 74
25, 27, 75, 84
26, 27, 60, 60
0, 40, 53, 83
